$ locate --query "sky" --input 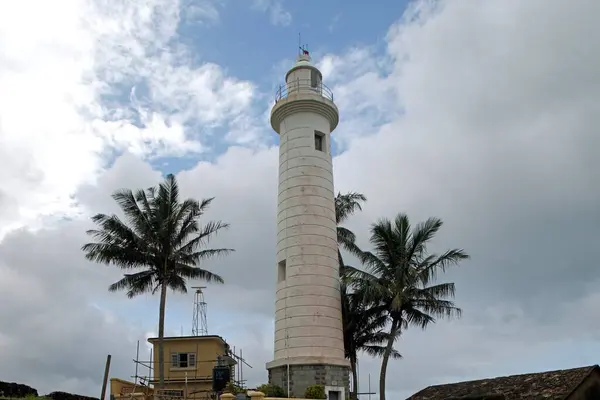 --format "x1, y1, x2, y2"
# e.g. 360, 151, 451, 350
1, 0, 600, 399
